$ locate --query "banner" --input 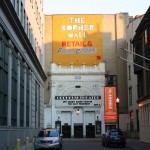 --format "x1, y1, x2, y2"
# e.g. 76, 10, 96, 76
104, 87, 117, 121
